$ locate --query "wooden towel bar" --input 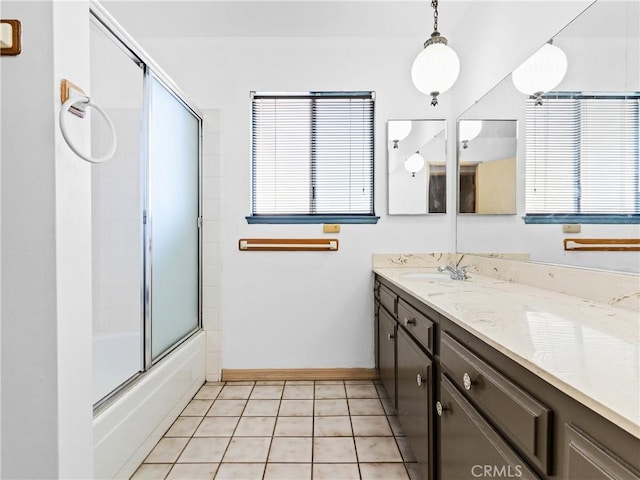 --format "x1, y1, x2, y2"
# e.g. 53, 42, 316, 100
563, 238, 640, 252
239, 238, 339, 252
